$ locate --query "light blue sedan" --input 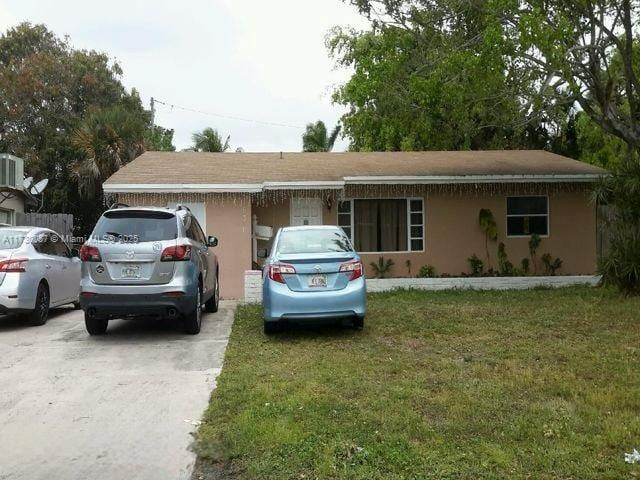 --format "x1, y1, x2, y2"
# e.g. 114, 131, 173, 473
262, 226, 366, 334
